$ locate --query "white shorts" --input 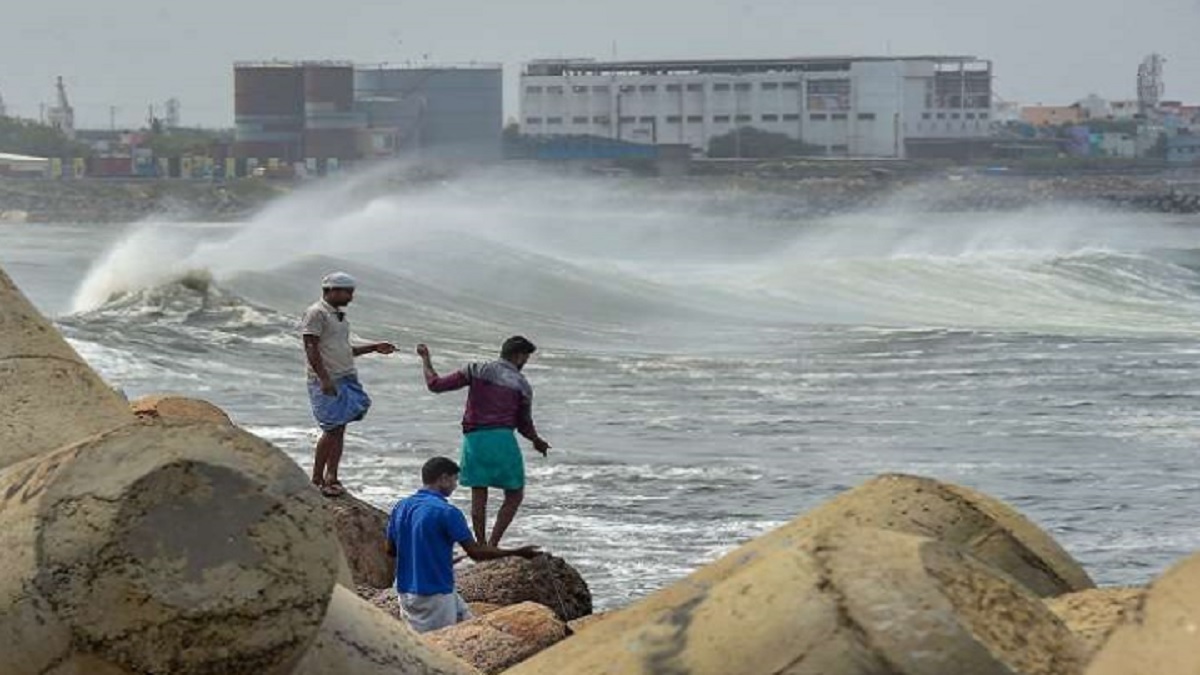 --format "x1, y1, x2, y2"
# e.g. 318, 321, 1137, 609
400, 591, 473, 633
